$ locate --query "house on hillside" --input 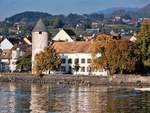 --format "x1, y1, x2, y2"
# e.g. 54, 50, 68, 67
52, 29, 76, 42
53, 41, 107, 76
